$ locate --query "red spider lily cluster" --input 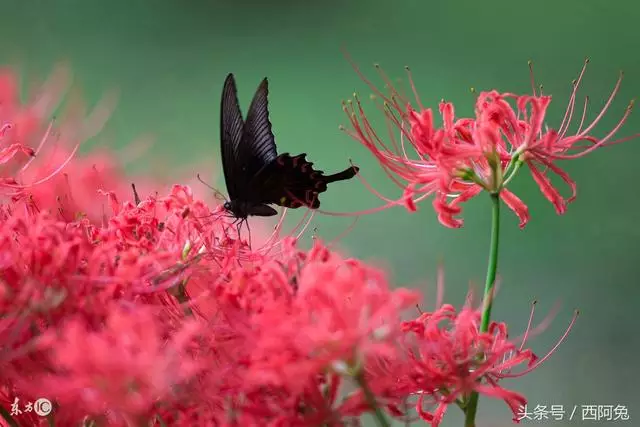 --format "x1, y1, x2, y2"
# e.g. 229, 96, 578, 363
342, 59, 637, 228
0, 61, 610, 427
